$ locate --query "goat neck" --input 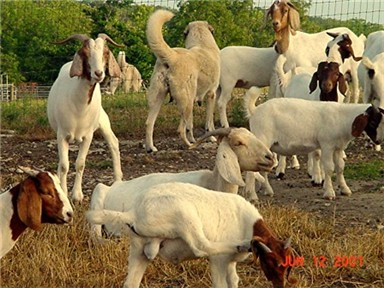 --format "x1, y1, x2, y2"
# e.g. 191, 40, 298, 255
274, 26, 291, 54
